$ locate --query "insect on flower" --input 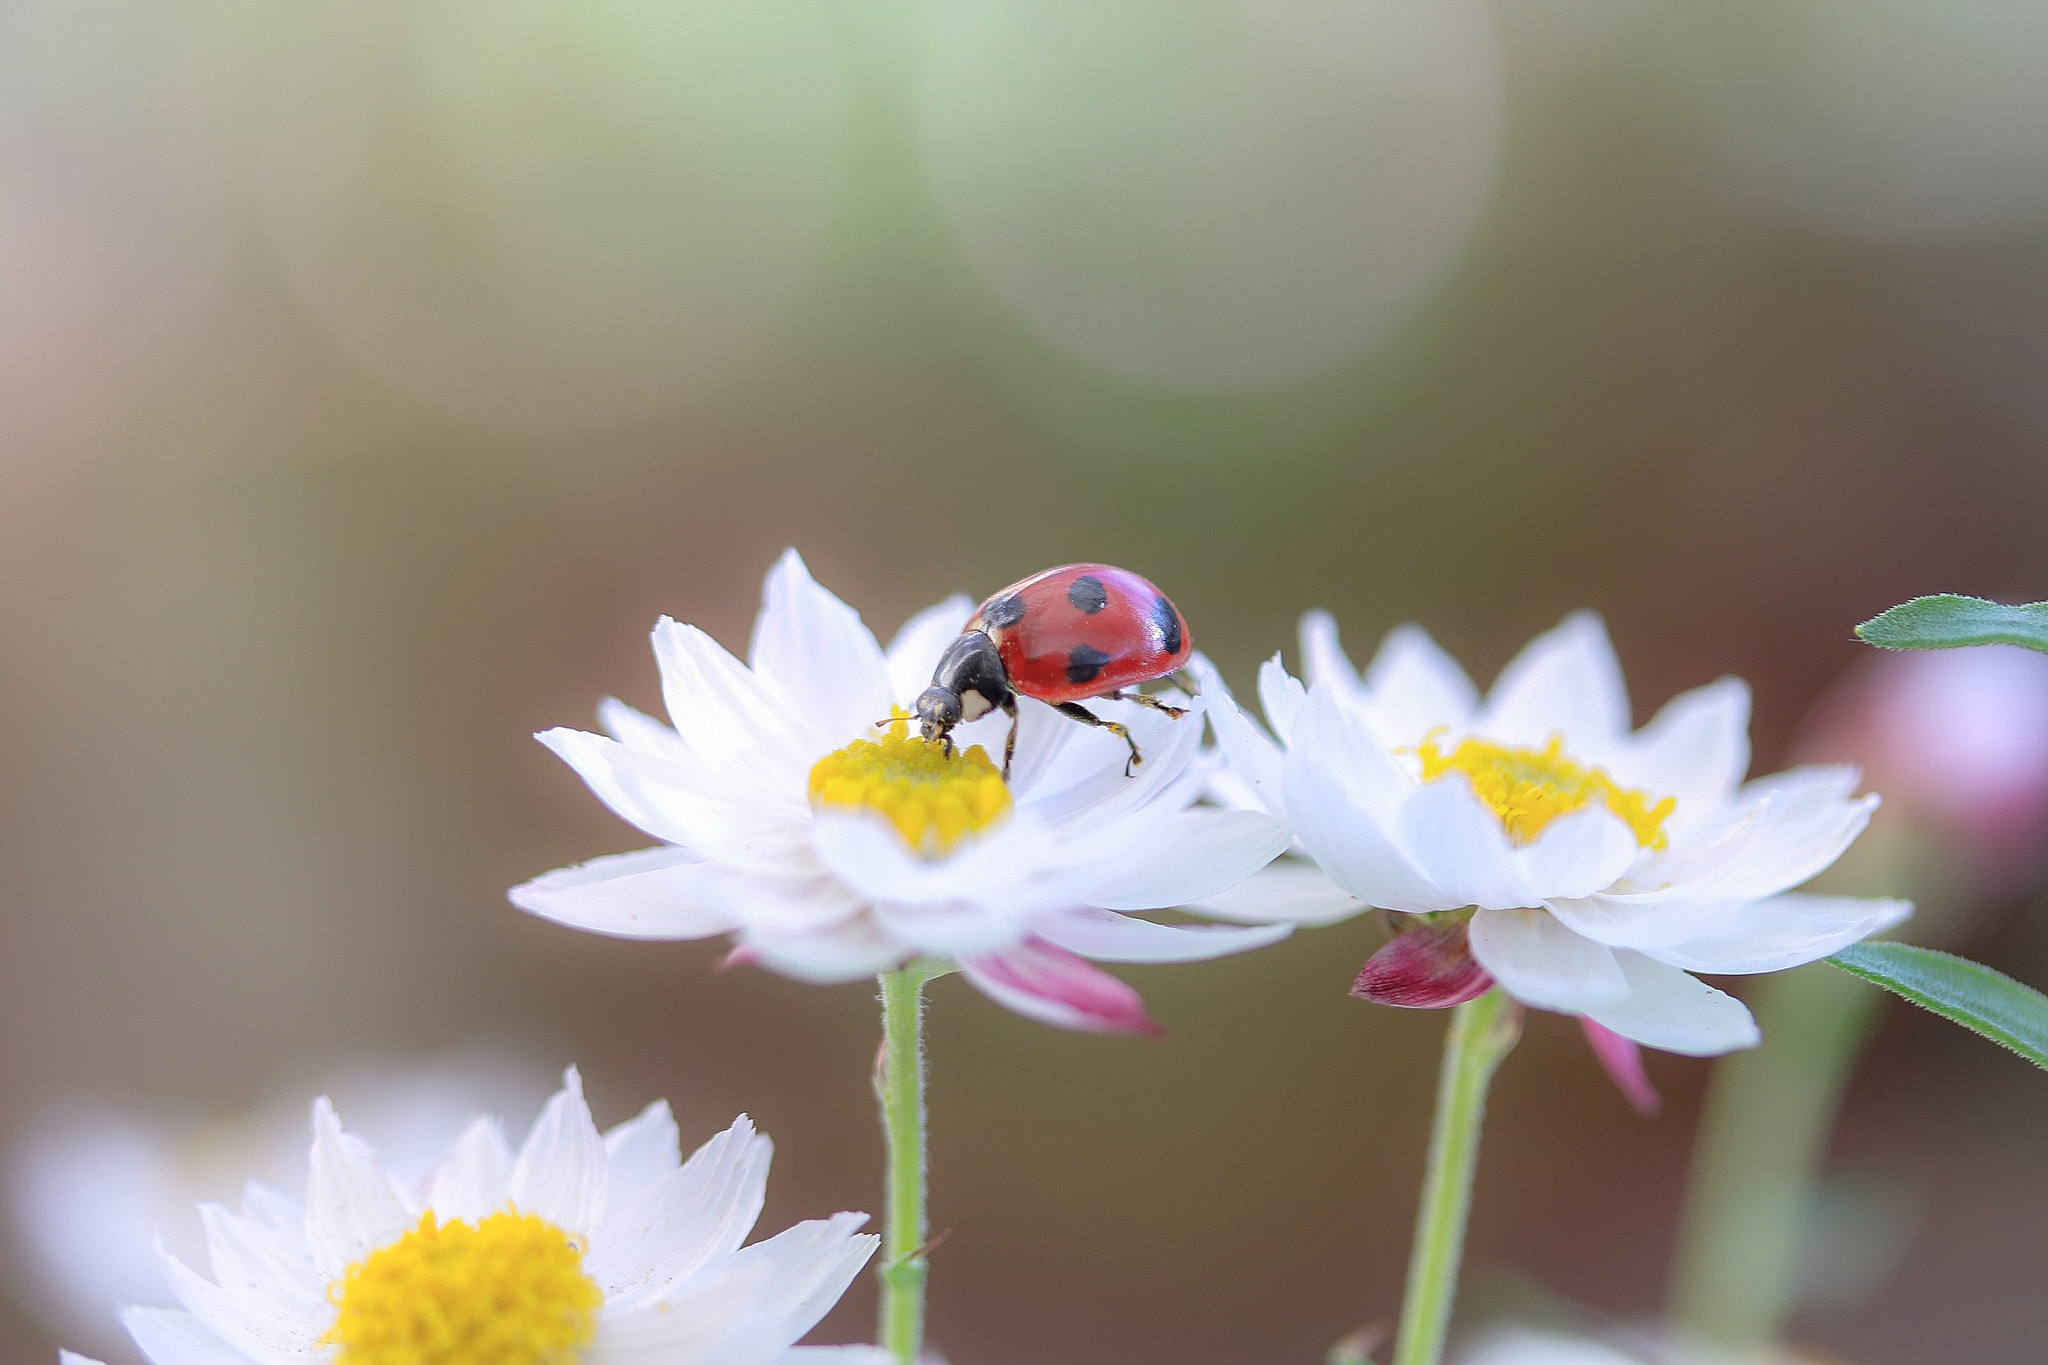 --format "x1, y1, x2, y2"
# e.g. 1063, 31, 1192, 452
914, 563, 1195, 777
